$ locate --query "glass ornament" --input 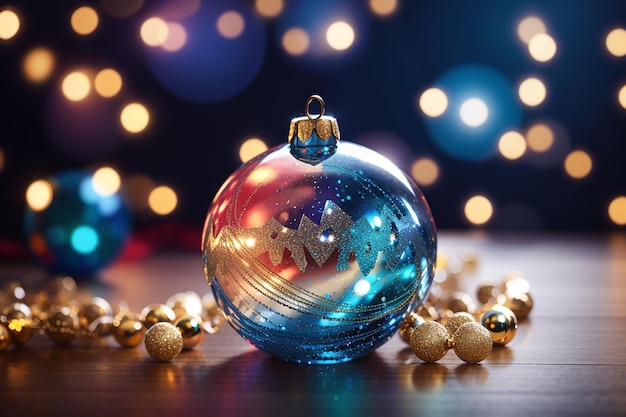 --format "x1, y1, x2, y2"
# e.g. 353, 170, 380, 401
23, 170, 130, 278
202, 96, 437, 364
